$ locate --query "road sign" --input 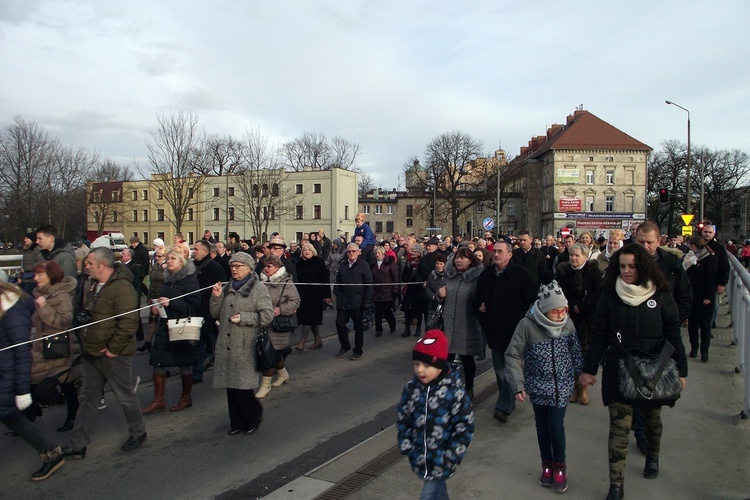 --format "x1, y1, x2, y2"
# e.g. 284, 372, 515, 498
681, 214, 694, 225
483, 218, 494, 230
682, 225, 693, 237
561, 228, 571, 237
